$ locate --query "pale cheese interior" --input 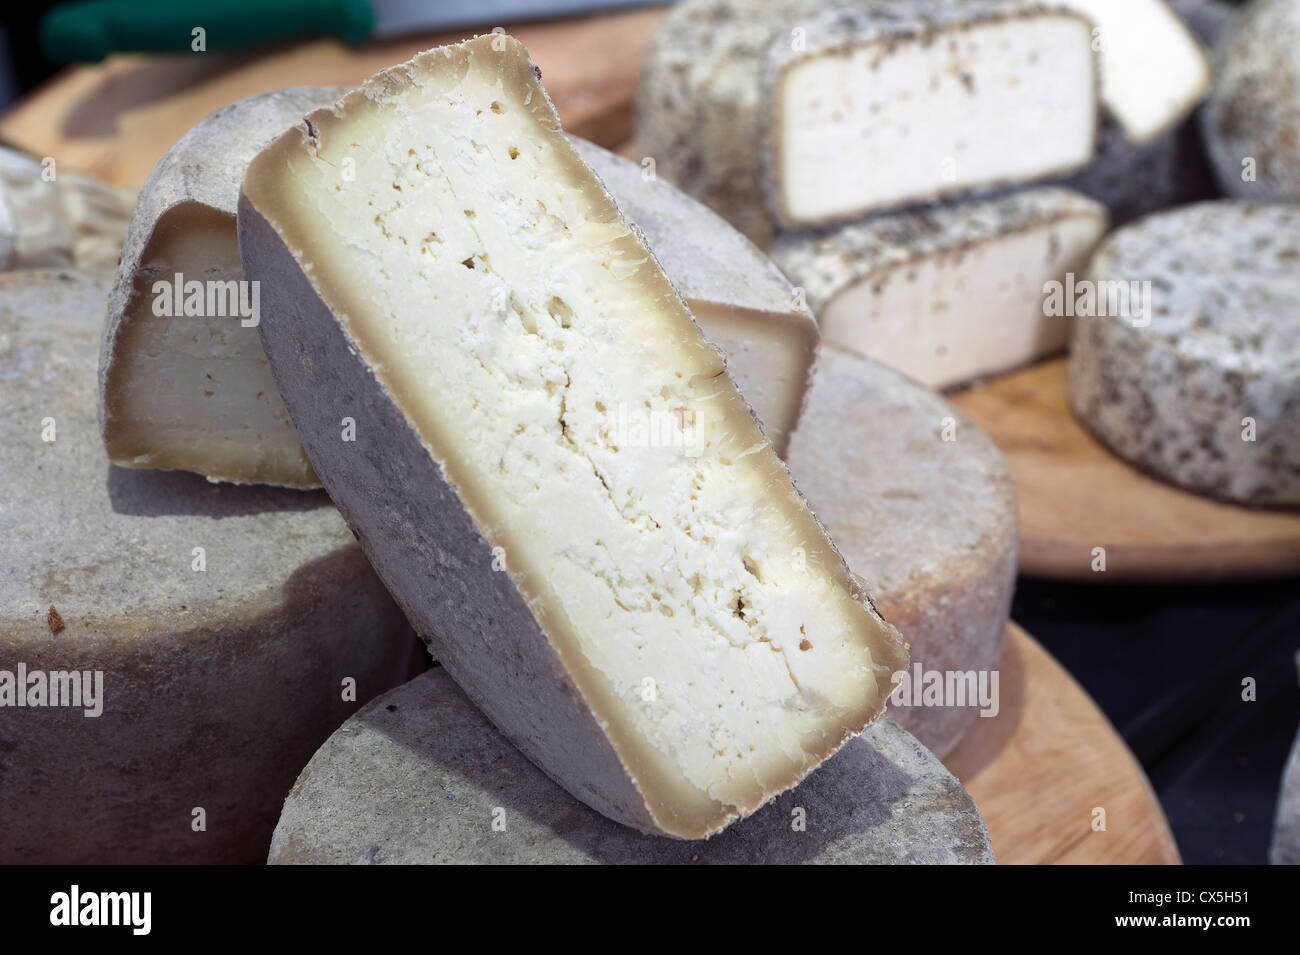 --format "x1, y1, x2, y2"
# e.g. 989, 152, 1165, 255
821, 216, 1104, 389
776, 14, 1096, 223
245, 42, 901, 834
